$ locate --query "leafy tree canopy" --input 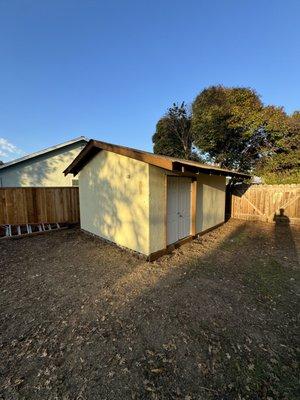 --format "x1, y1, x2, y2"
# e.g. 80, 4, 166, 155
192, 86, 270, 170
152, 102, 202, 161
256, 111, 300, 184
152, 86, 299, 184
